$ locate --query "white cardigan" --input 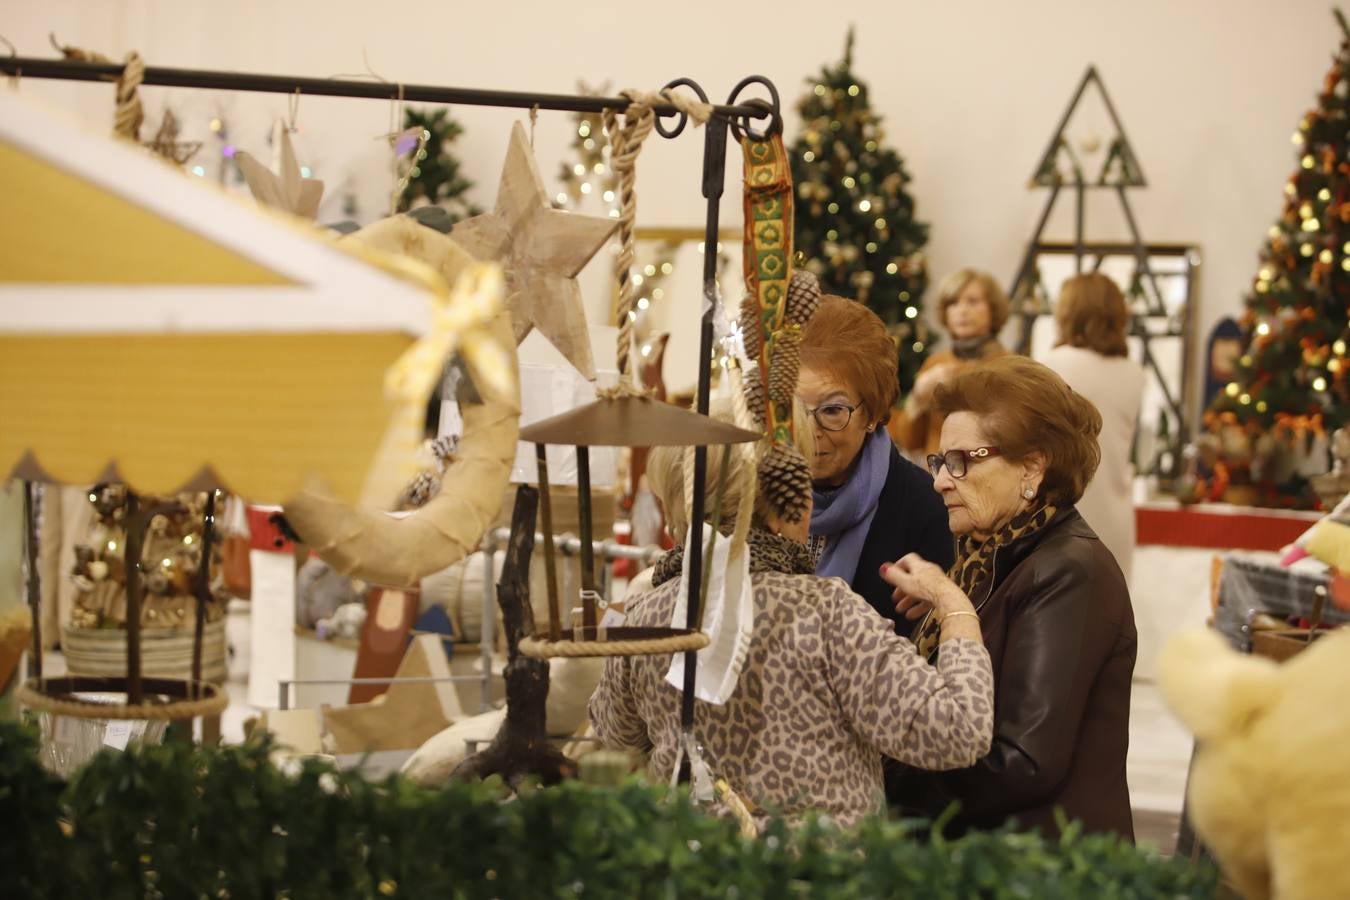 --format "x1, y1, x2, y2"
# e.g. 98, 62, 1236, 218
1040, 345, 1146, 580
